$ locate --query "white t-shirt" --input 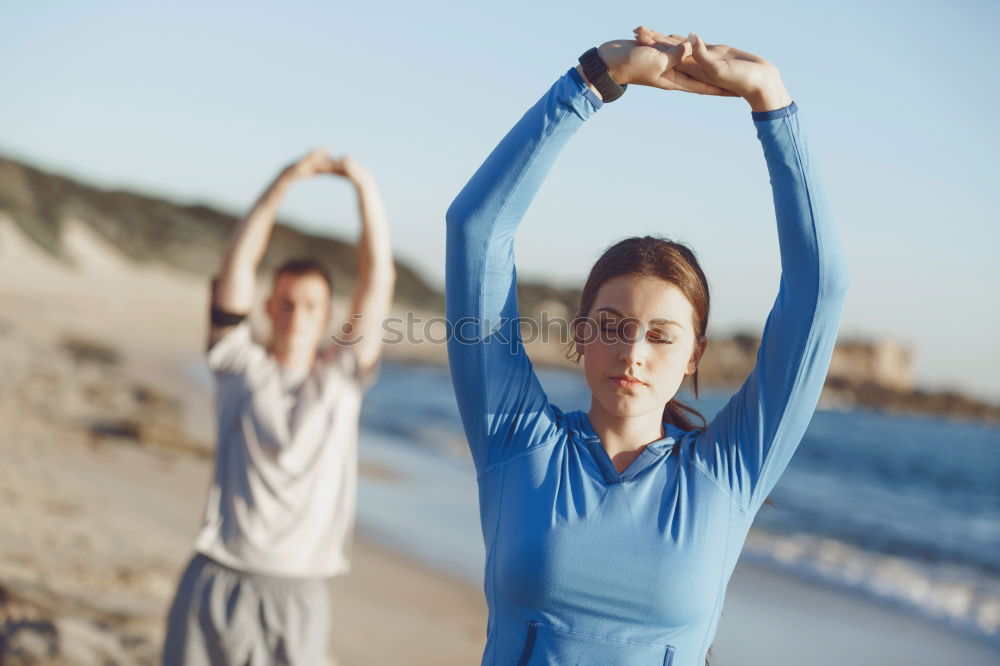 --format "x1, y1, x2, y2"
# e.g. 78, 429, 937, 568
193, 321, 371, 578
